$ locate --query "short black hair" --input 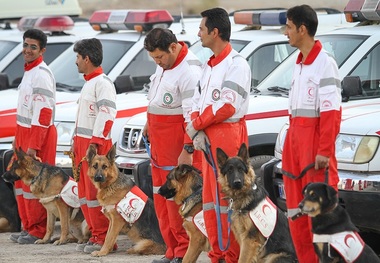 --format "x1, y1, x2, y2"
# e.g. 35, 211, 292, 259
144, 28, 178, 52
287, 5, 318, 37
73, 38, 103, 67
23, 29, 47, 49
200, 7, 231, 42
